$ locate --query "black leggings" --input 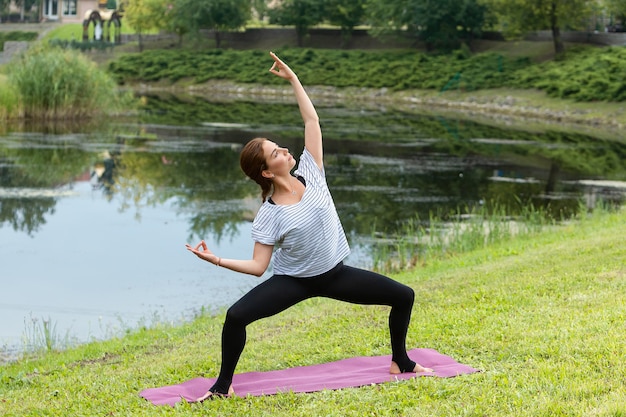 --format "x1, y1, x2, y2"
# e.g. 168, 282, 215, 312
209, 262, 417, 394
